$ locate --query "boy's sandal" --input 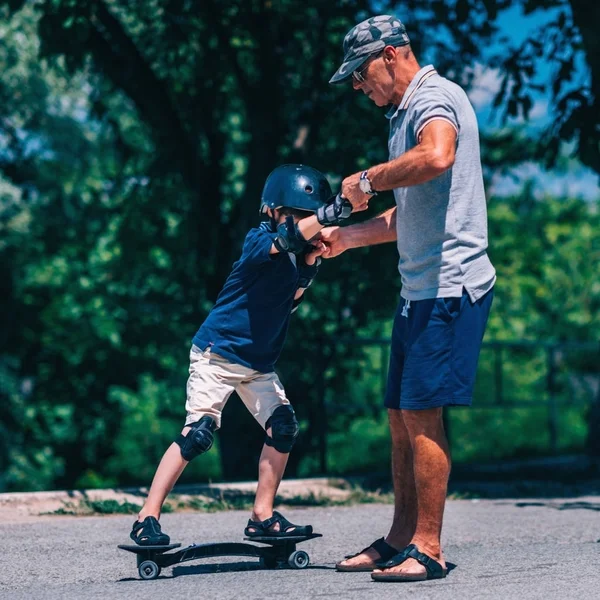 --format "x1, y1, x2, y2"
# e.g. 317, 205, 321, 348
371, 544, 447, 582
244, 510, 313, 537
336, 537, 399, 572
130, 516, 170, 546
